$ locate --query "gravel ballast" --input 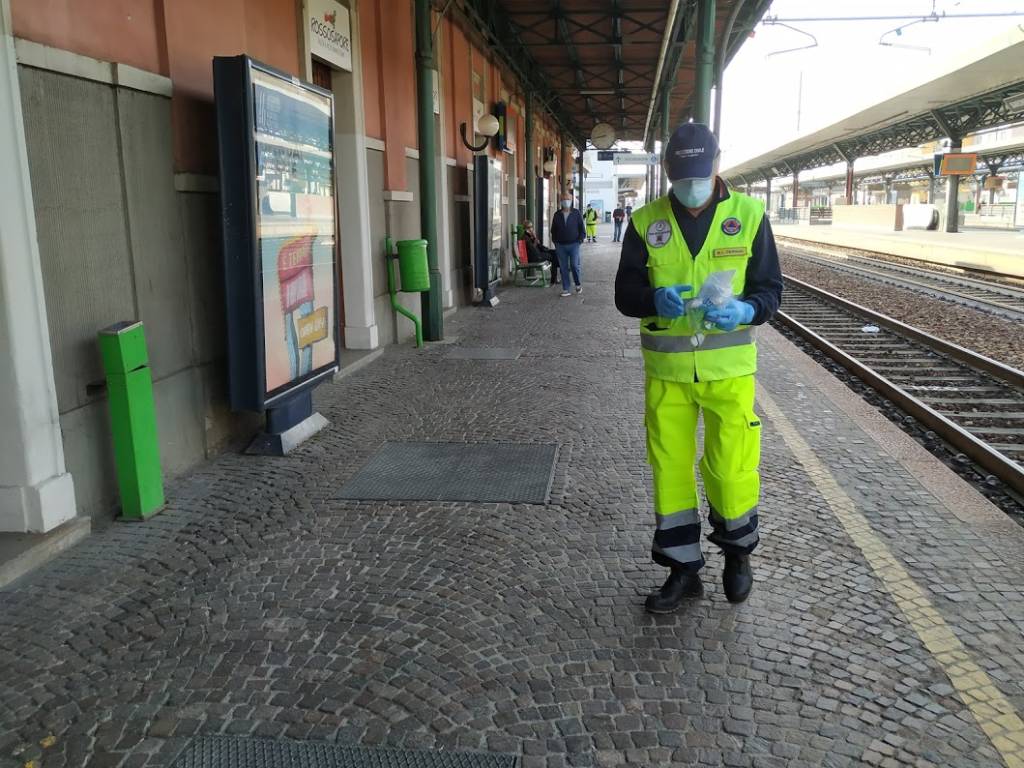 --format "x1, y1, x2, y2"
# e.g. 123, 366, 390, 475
780, 251, 1024, 372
